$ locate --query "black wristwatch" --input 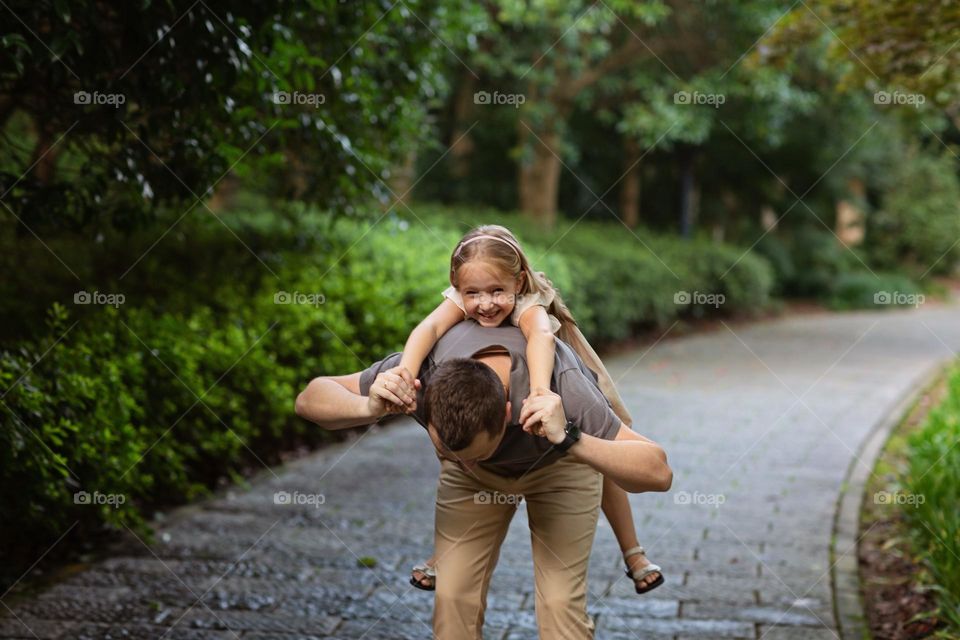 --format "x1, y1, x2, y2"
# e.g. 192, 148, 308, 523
554, 420, 581, 453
